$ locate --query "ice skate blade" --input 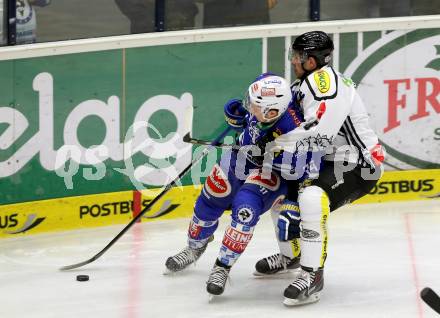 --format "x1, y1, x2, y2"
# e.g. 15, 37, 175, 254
162, 268, 176, 276
162, 268, 171, 275
208, 294, 216, 302
253, 268, 301, 278
283, 292, 321, 306
163, 261, 199, 275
